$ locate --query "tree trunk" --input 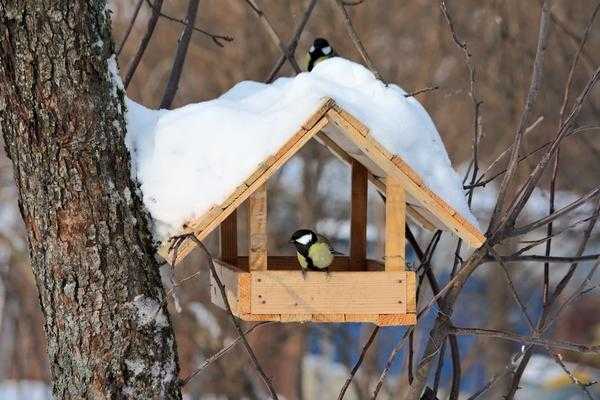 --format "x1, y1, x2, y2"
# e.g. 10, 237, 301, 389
0, 1, 182, 398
